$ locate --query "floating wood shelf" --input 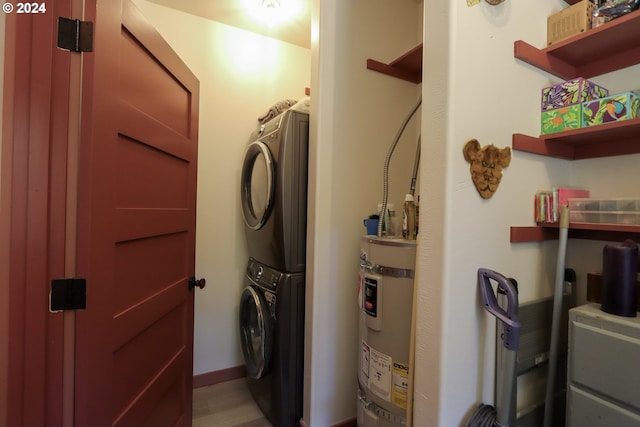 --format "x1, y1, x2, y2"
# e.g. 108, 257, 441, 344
511, 9, 640, 244
512, 117, 640, 160
511, 223, 640, 243
514, 9, 640, 80
366, 44, 423, 84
